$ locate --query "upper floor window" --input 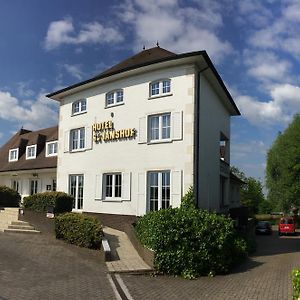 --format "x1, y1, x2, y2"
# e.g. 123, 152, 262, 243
46, 141, 58, 157
72, 99, 87, 115
106, 89, 124, 107
149, 113, 171, 142
8, 148, 19, 162
26, 145, 37, 159
70, 128, 85, 151
149, 79, 171, 97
